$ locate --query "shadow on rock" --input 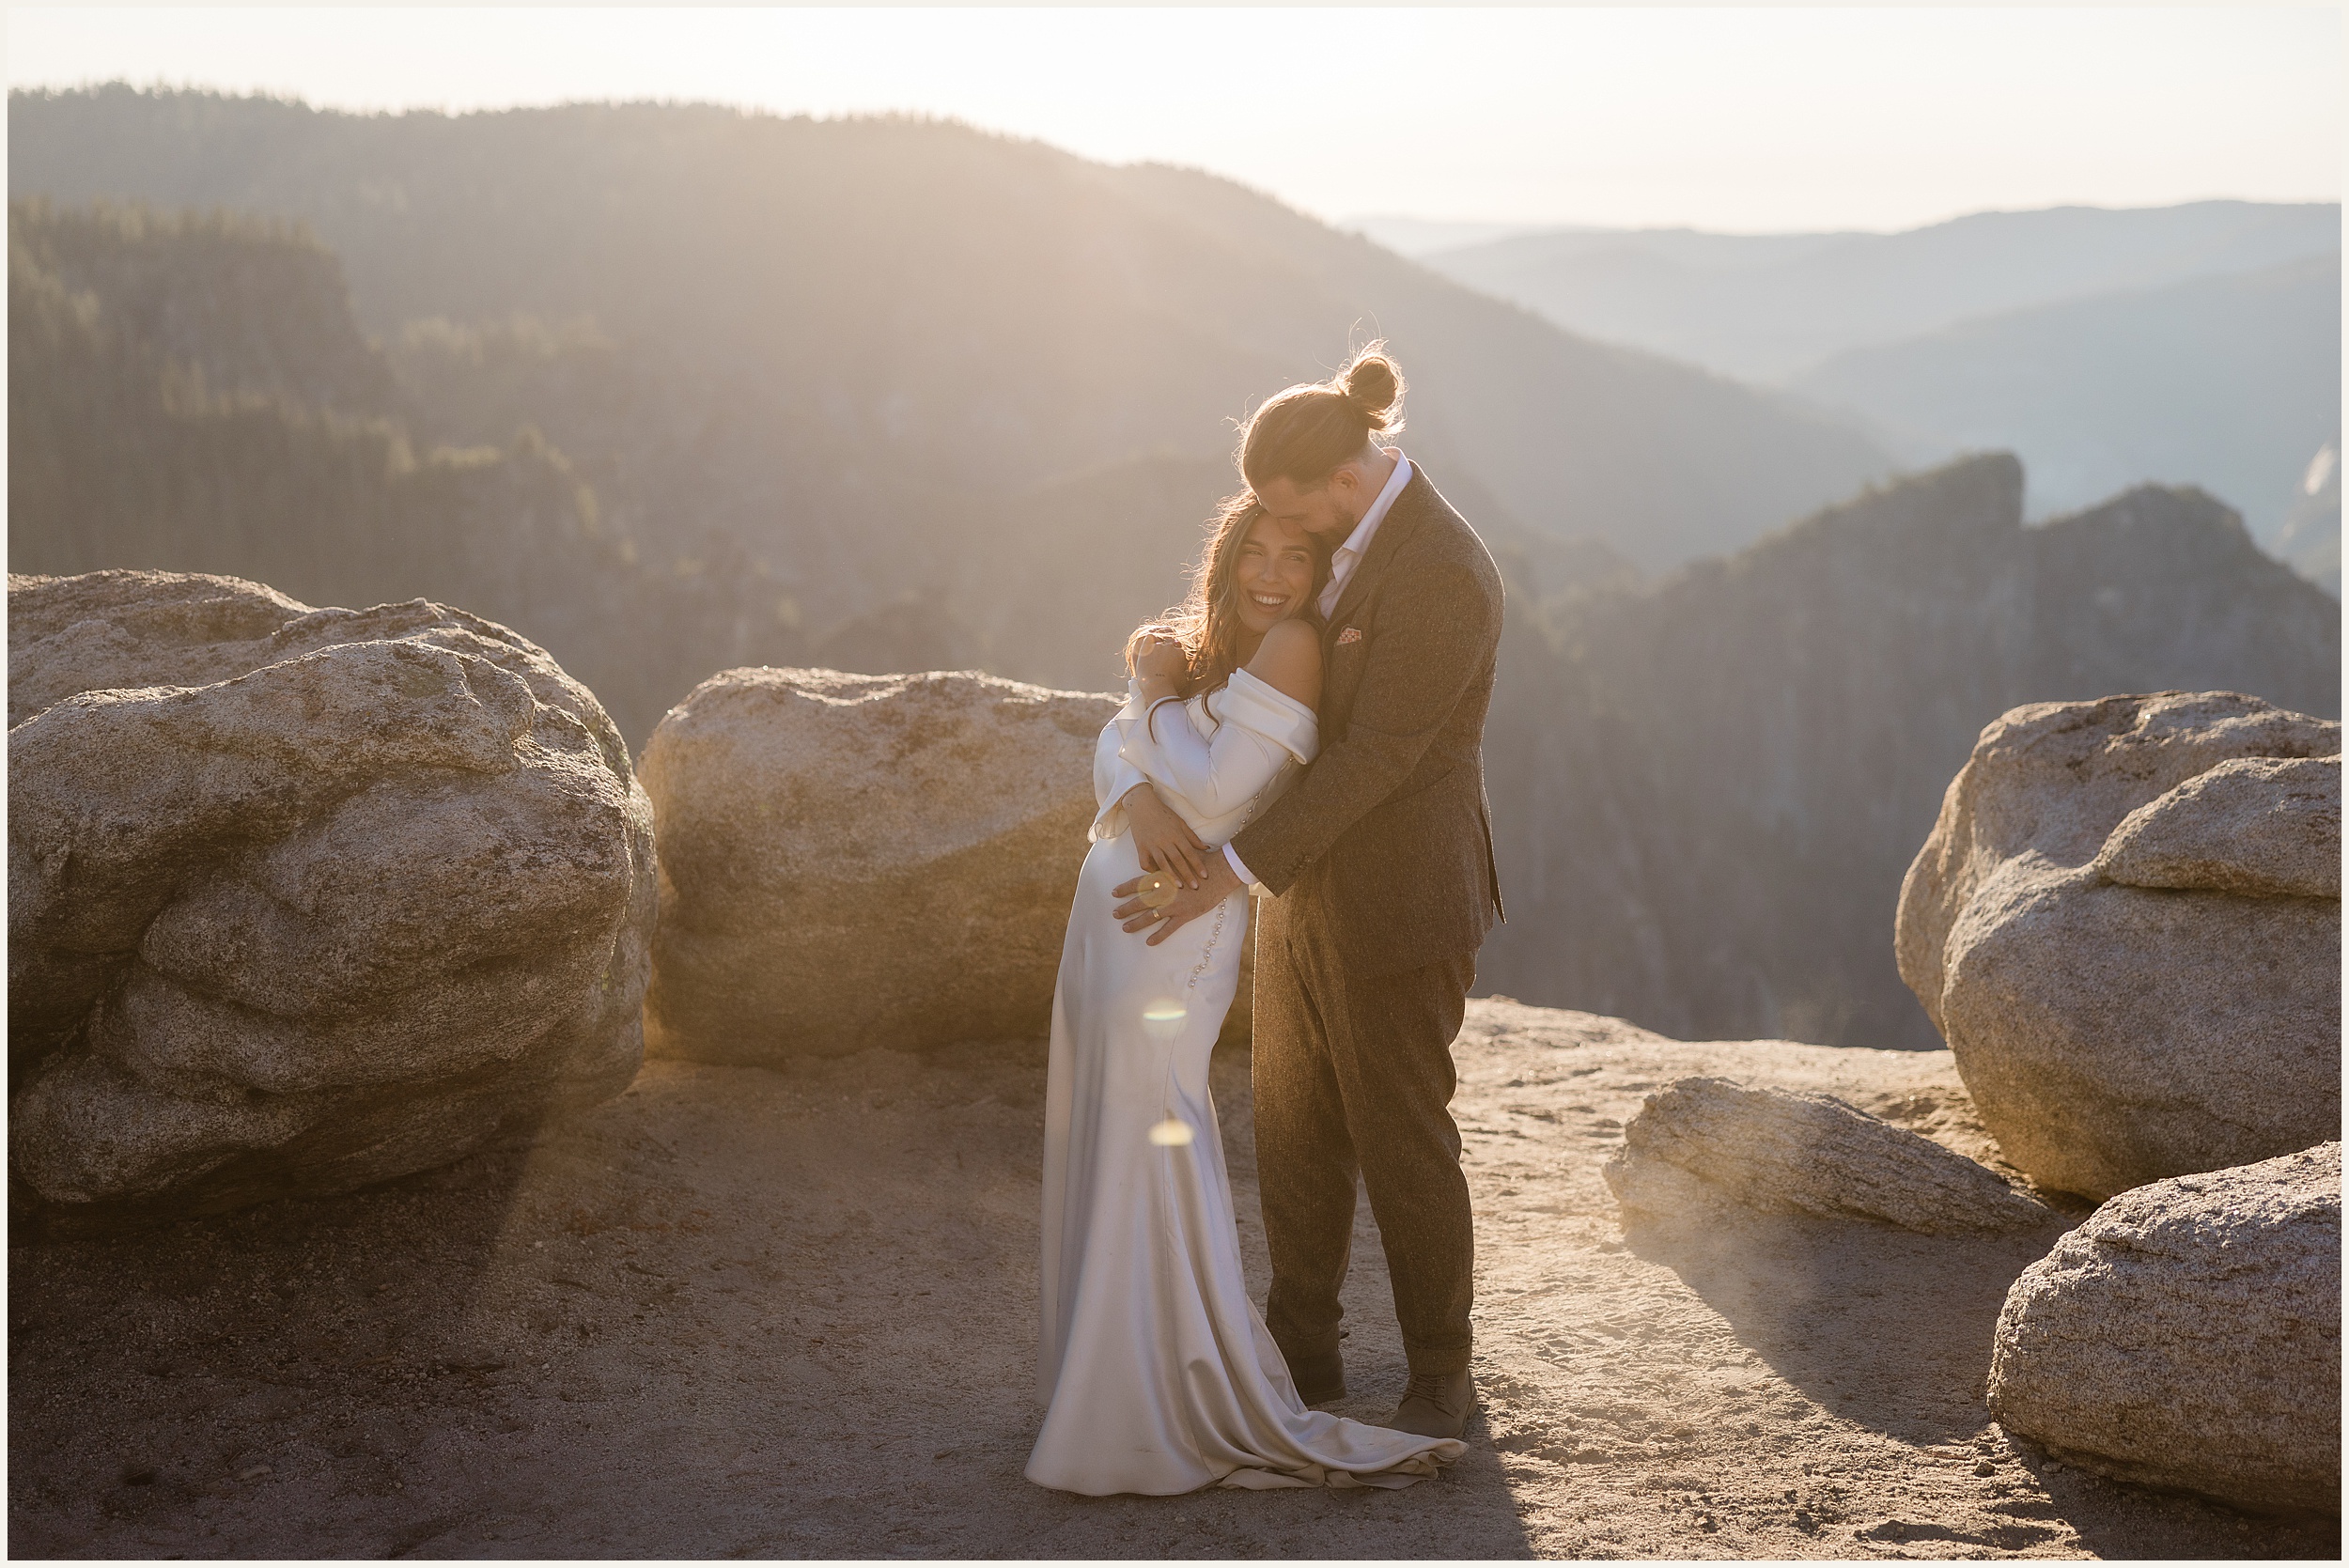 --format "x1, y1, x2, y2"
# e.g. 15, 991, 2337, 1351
2014, 1445, 2342, 1561
1622, 1206, 2061, 1446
